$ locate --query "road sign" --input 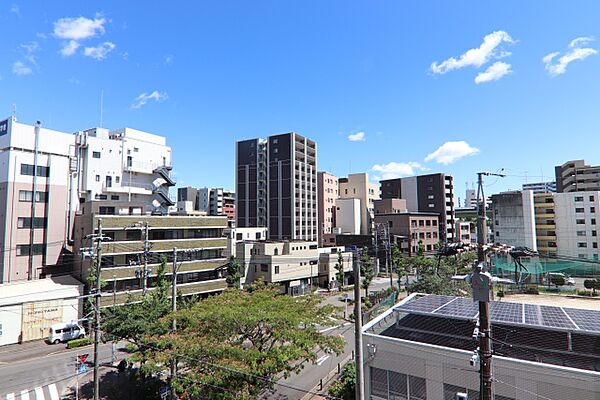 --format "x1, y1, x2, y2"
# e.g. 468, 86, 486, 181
159, 386, 170, 400
77, 363, 88, 374
78, 354, 89, 364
